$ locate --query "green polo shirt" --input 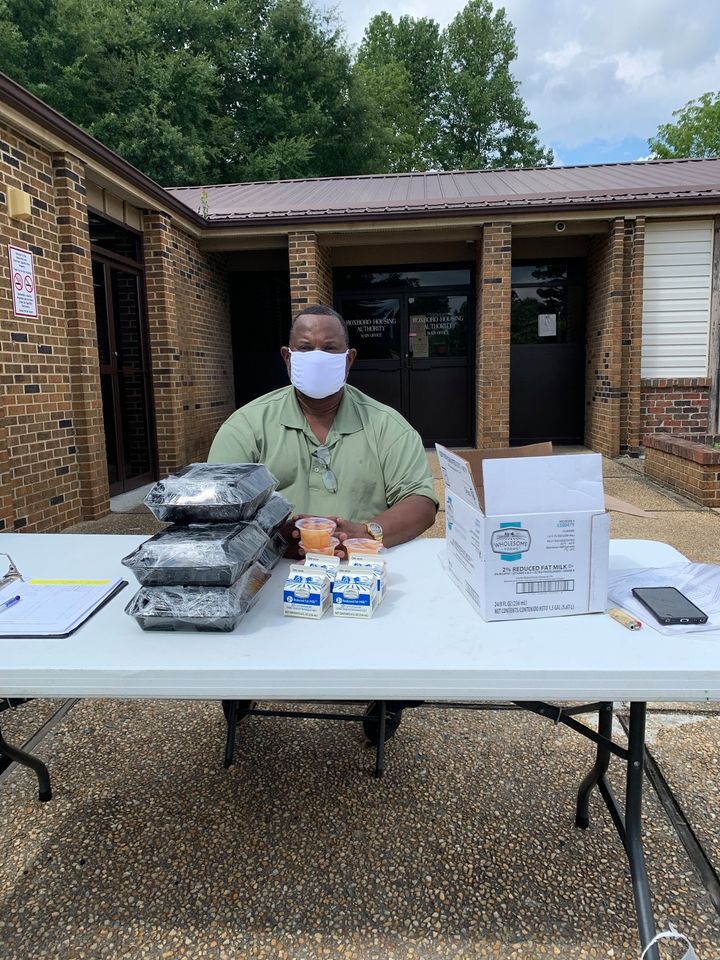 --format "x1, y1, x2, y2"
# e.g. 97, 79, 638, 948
207, 385, 438, 521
